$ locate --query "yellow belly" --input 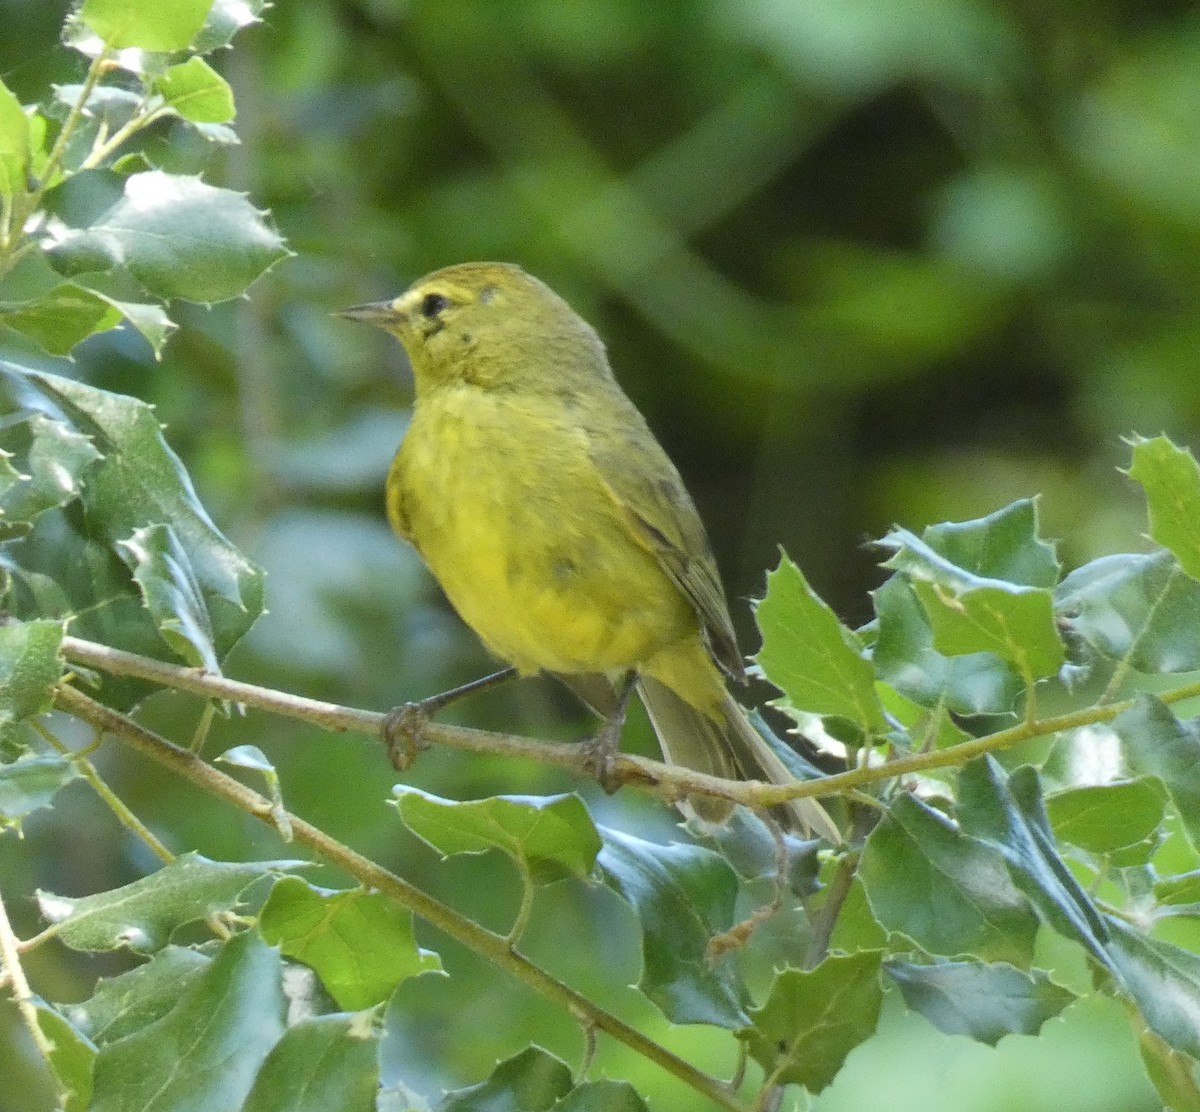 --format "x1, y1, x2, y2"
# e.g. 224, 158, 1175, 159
388, 386, 697, 677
